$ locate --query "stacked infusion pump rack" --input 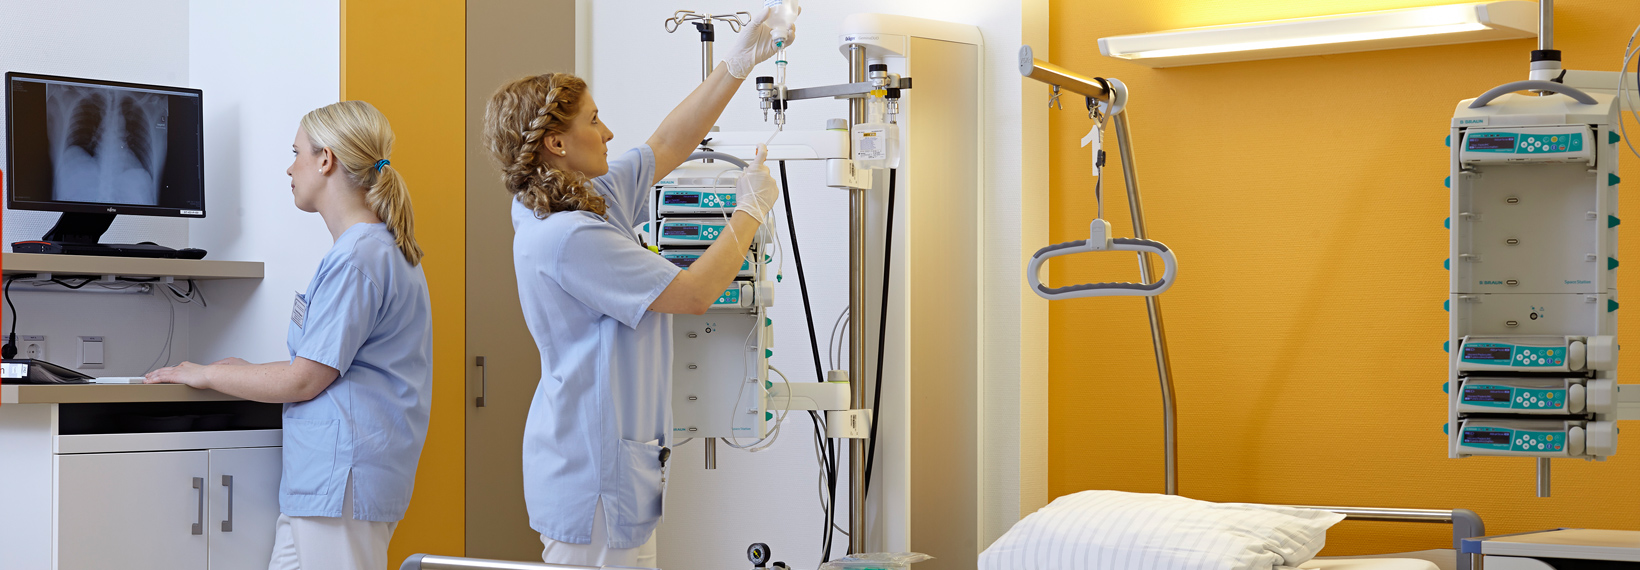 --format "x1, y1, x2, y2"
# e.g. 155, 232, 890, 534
643, 132, 858, 447
1447, 82, 1626, 473
649, 159, 781, 443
